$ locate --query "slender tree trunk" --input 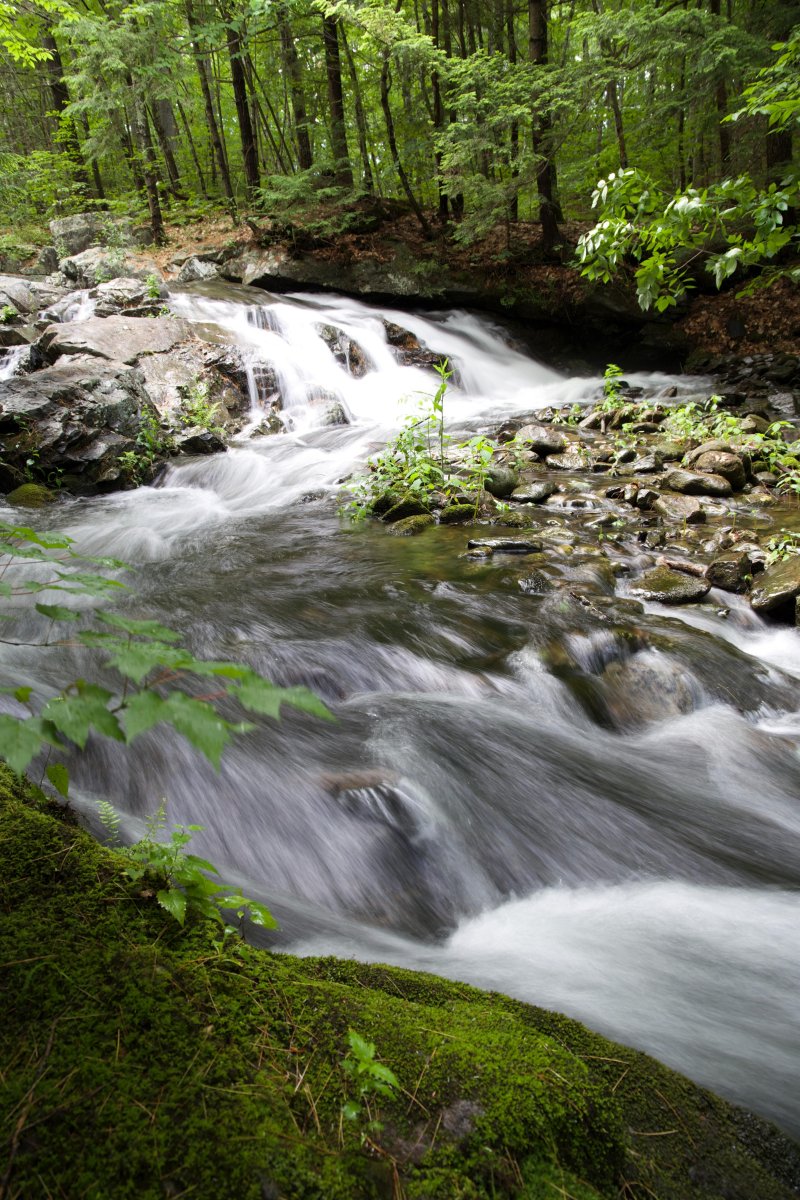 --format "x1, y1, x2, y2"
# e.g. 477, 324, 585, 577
528, 0, 561, 249
185, 0, 235, 213
41, 29, 91, 196
222, 5, 260, 197
341, 27, 374, 194
322, 14, 353, 187
380, 52, 431, 235
506, 0, 519, 221
133, 98, 164, 242
709, 0, 731, 167
431, 0, 449, 220
176, 97, 207, 196
590, 0, 627, 169
279, 6, 313, 170
150, 100, 182, 194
